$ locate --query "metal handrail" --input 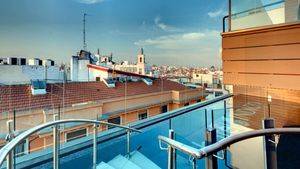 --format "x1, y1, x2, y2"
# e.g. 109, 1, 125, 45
0, 119, 142, 168
158, 127, 300, 159
223, 15, 229, 32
